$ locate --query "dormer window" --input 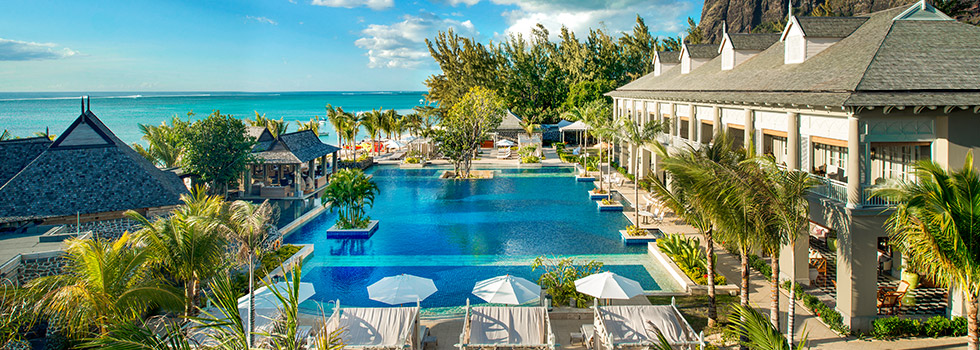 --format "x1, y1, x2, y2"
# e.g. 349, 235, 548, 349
781, 15, 868, 64
719, 32, 780, 70
653, 51, 680, 76
680, 43, 719, 74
